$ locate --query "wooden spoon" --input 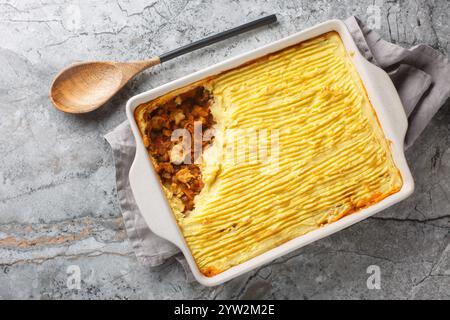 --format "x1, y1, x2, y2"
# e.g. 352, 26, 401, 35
50, 14, 277, 114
